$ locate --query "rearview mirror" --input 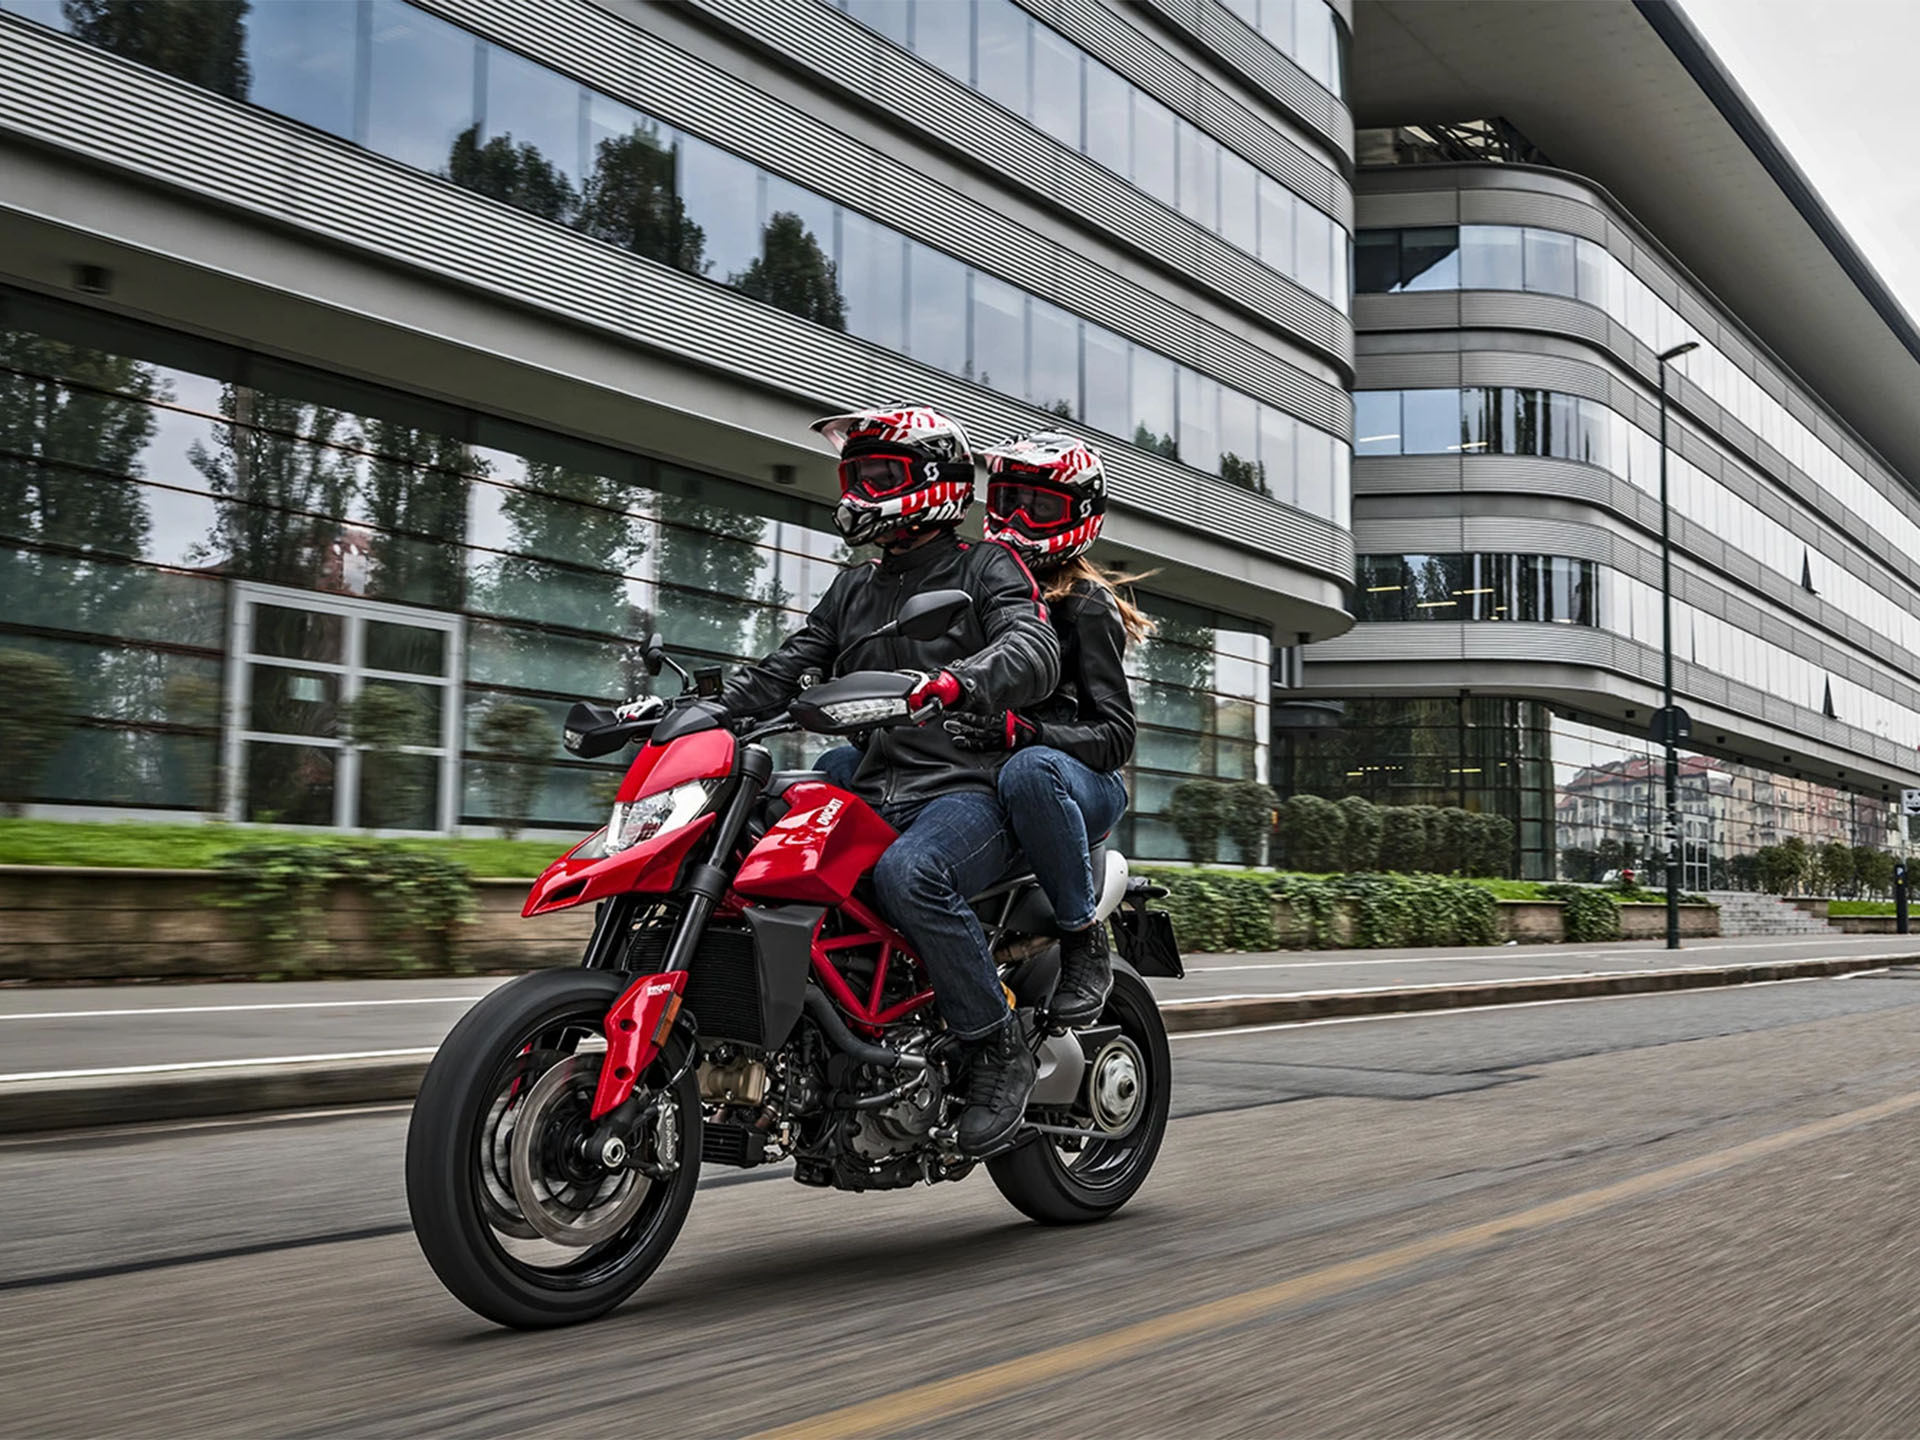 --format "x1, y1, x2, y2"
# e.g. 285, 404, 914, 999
643, 631, 666, 678
896, 589, 970, 641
